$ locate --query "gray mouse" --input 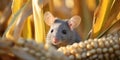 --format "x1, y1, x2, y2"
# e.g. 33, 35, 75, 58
44, 12, 81, 48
